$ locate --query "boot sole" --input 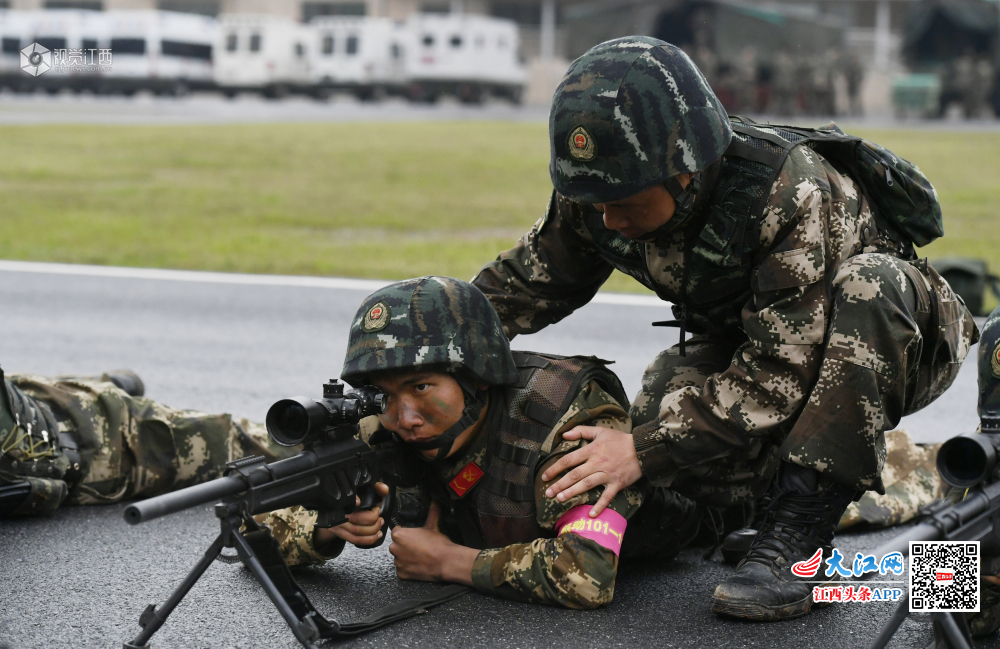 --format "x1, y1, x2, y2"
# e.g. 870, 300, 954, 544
711, 592, 816, 621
